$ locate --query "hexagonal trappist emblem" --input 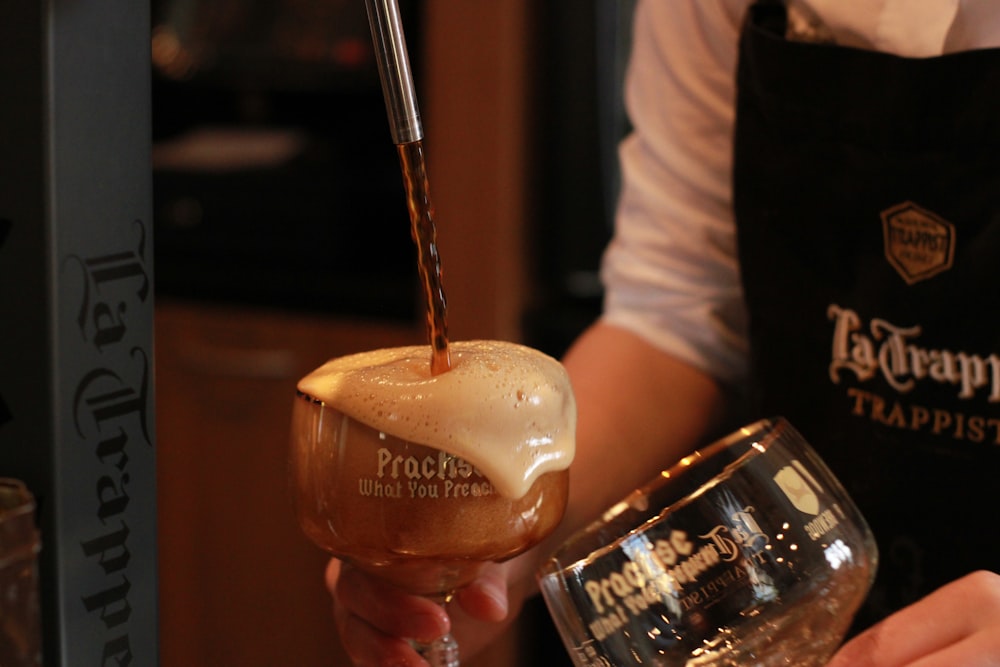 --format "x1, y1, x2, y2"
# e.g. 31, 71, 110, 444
881, 201, 955, 285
